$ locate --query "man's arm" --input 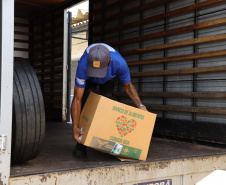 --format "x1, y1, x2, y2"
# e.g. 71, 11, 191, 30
71, 84, 85, 143
122, 82, 148, 111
